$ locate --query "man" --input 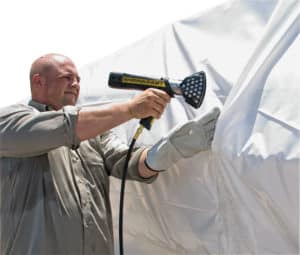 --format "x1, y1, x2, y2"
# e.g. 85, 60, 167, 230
0, 53, 219, 255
